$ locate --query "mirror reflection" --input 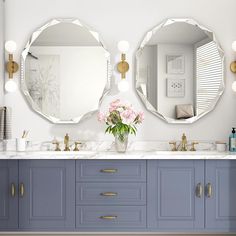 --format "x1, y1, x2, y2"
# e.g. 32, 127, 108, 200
136, 19, 224, 123
22, 19, 110, 123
